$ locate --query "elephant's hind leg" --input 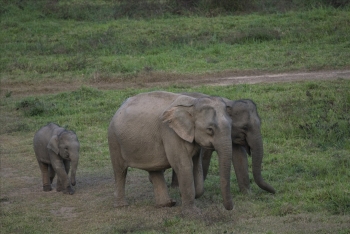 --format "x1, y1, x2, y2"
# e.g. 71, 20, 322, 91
113, 166, 128, 207
149, 171, 176, 207
109, 136, 128, 207
38, 161, 52, 191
